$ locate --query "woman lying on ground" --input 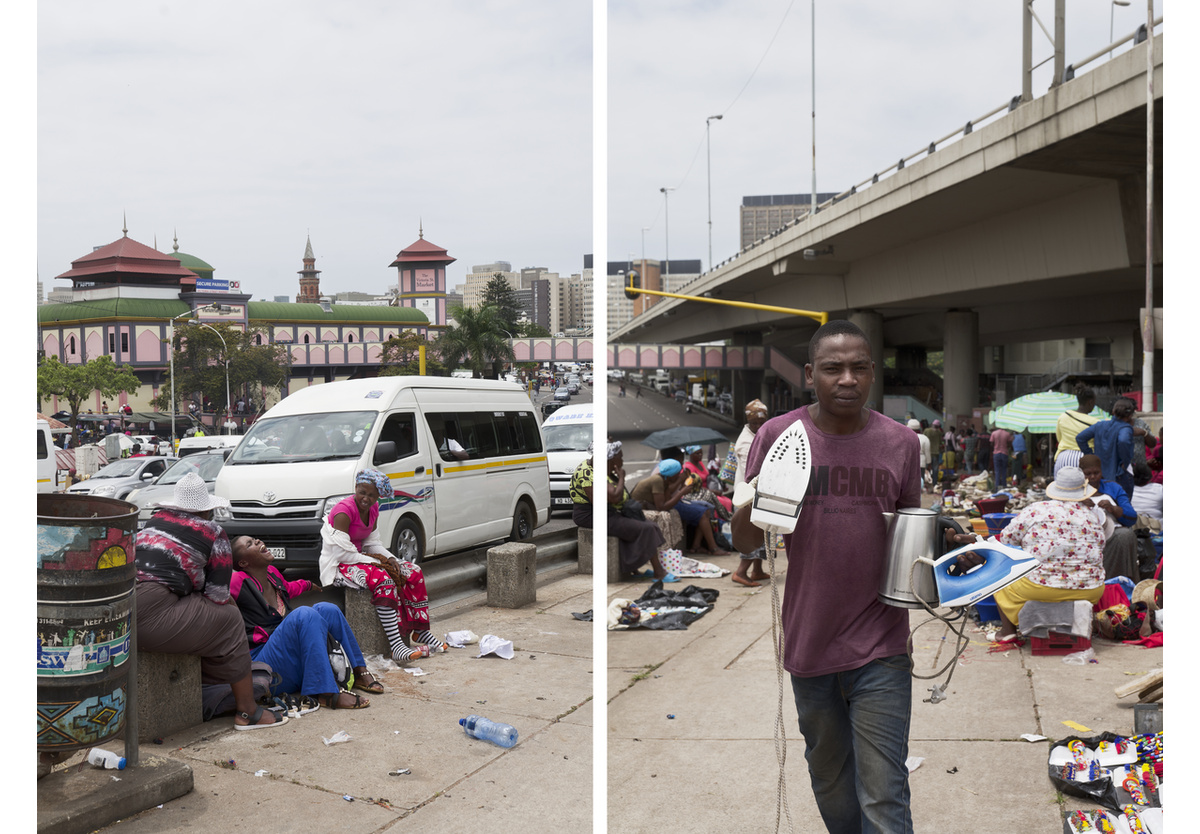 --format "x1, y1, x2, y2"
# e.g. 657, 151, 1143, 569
990, 466, 1106, 642
134, 472, 284, 730
631, 458, 731, 557
231, 535, 381, 709
319, 469, 447, 663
